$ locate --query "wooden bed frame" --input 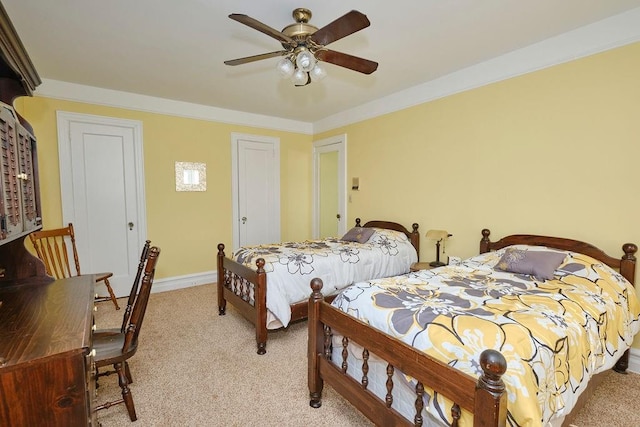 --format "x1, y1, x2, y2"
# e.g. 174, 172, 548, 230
308, 228, 638, 426
217, 218, 420, 355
